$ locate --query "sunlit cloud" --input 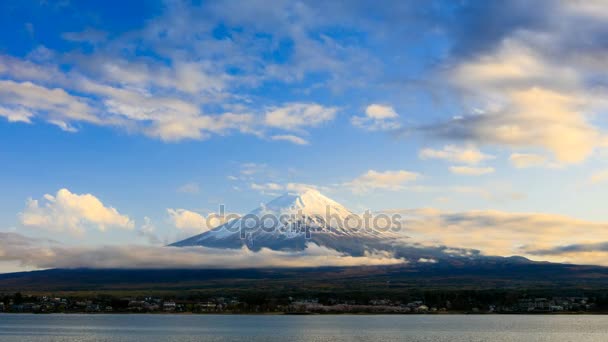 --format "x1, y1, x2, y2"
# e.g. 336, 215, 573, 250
351, 104, 401, 131
19, 188, 134, 235
386, 208, 608, 266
